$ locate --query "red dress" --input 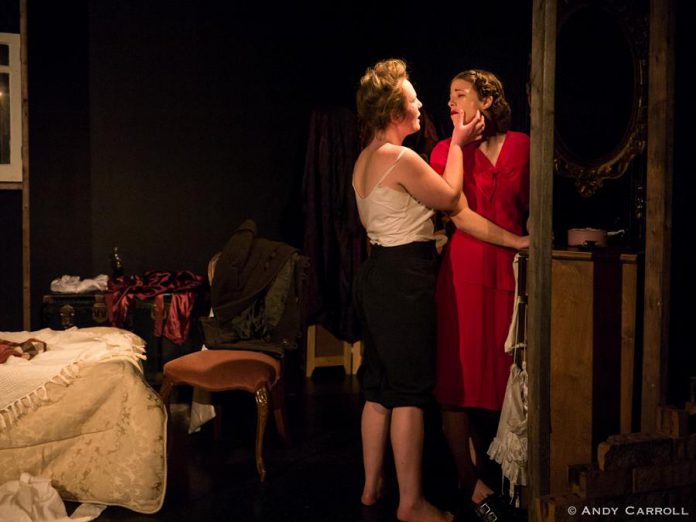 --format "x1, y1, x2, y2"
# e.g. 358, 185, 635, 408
430, 132, 529, 410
